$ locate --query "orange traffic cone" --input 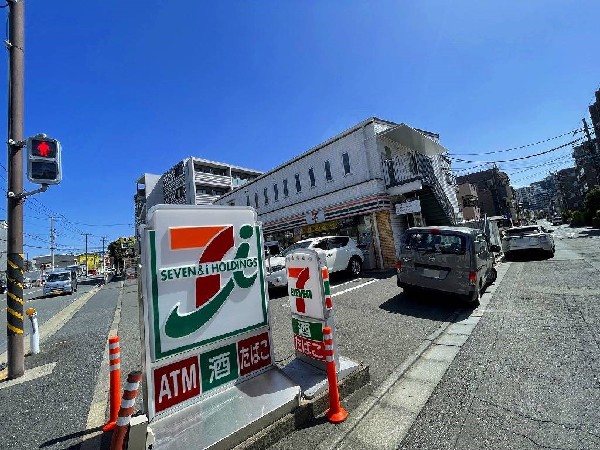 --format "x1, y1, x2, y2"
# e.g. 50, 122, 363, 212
322, 326, 347, 423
